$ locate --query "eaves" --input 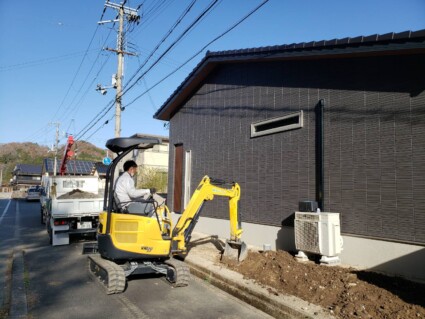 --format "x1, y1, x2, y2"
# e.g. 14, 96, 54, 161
154, 29, 425, 121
